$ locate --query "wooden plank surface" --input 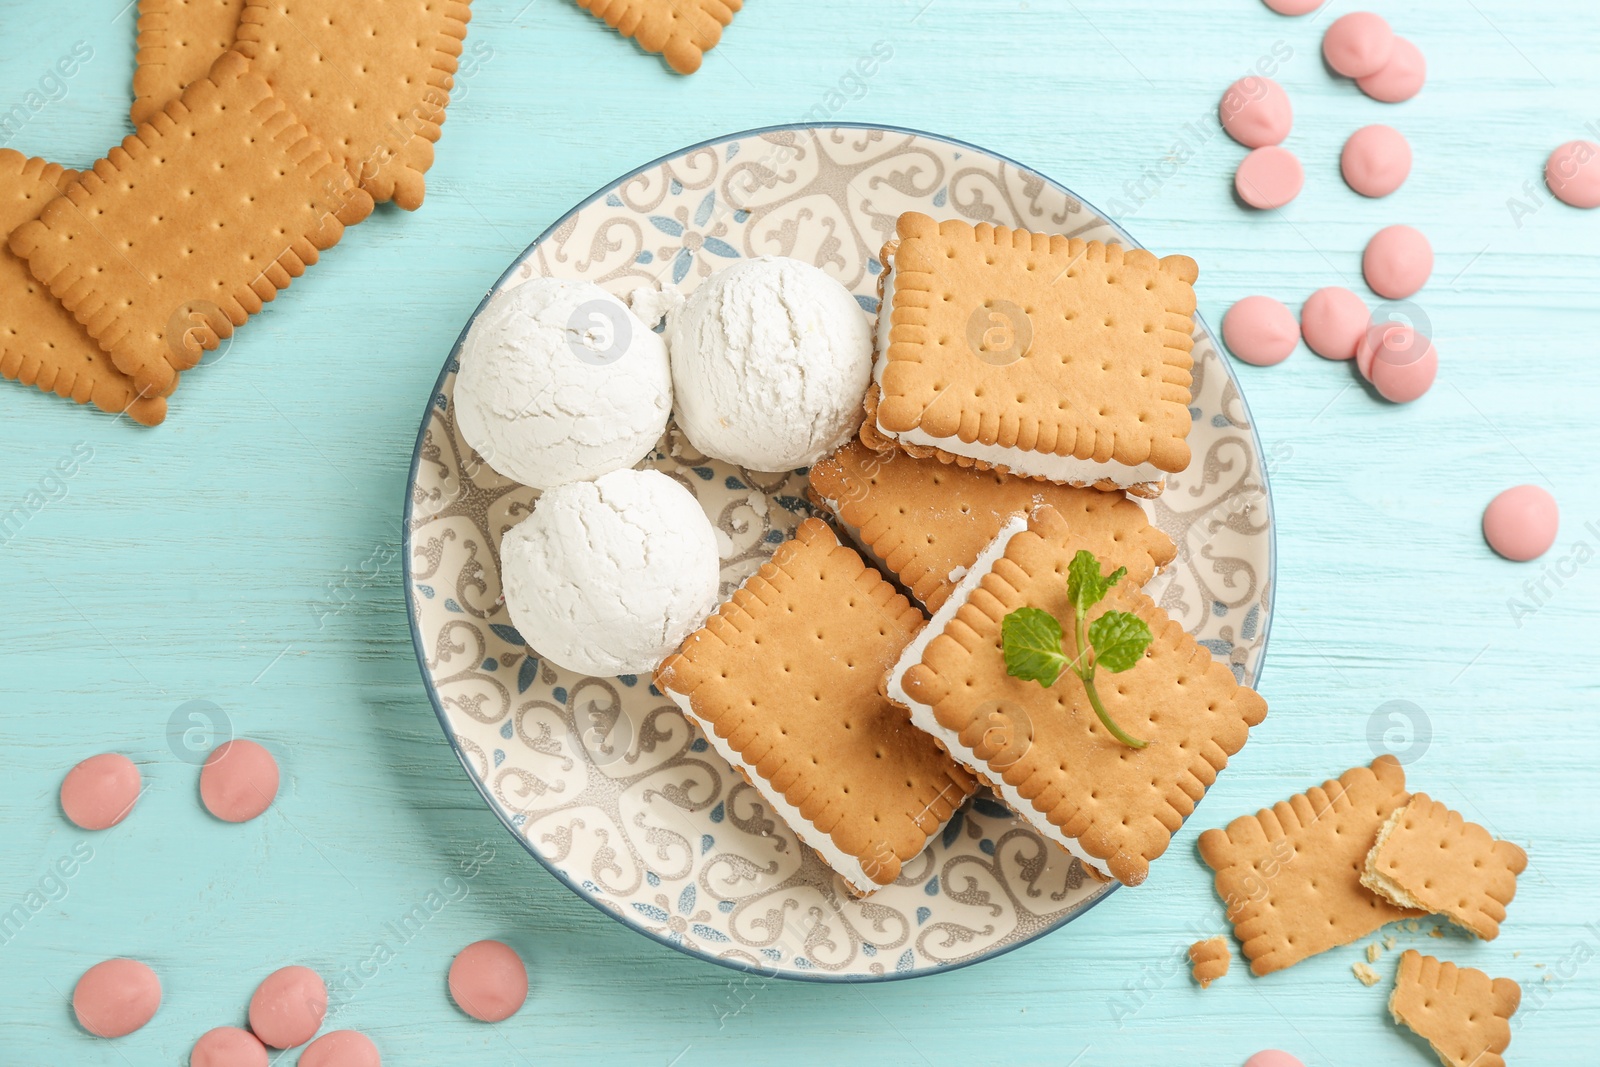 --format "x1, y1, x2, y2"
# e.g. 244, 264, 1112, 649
1, 1, 1596, 1064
